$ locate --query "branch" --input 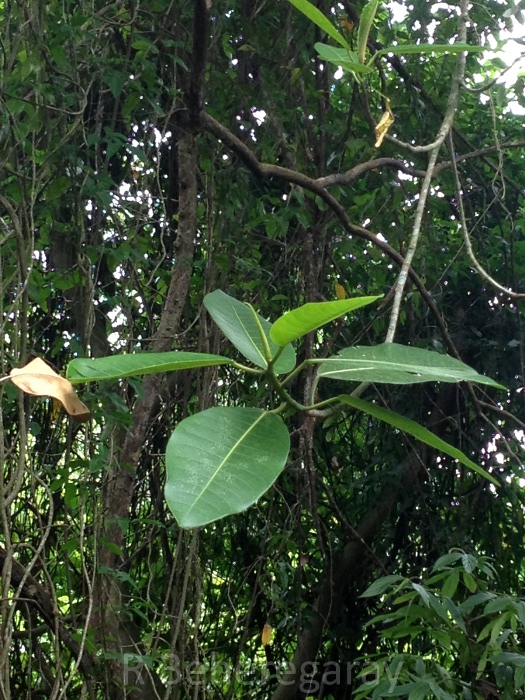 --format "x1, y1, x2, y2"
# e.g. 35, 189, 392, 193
188, 0, 211, 123
447, 131, 525, 298
0, 545, 99, 680
461, 53, 525, 94
200, 111, 461, 360
316, 157, 426, 186
91, 4, 208, 697
365, 29, 525, 198
385, 0, 470, 341
313, 141, 525, 191
270, 471, 400, 700
433, 141, 525, 197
